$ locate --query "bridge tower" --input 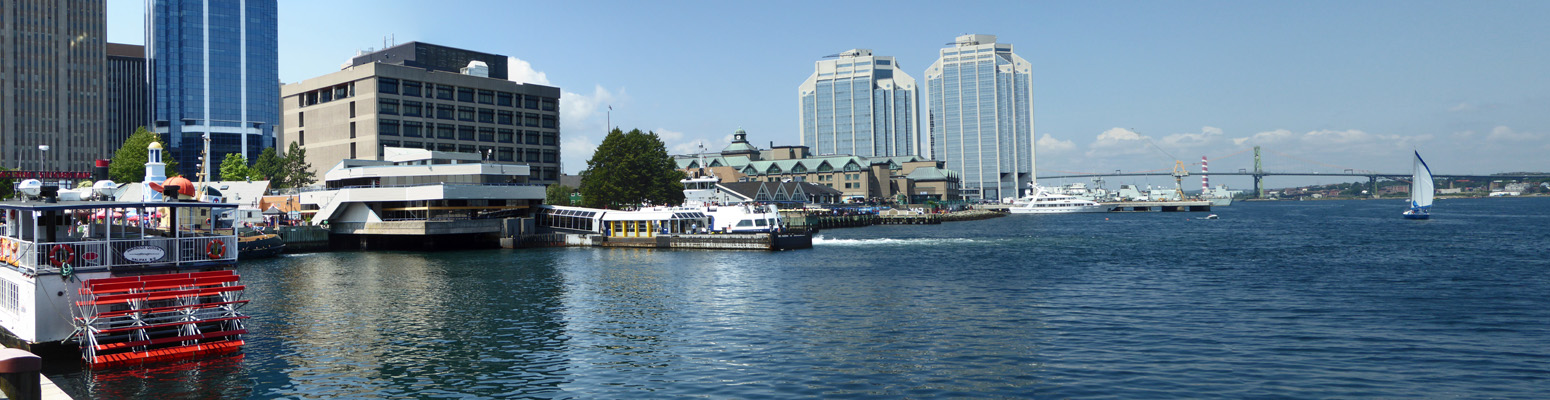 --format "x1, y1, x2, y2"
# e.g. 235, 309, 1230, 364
1253, 146, 1264, 198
